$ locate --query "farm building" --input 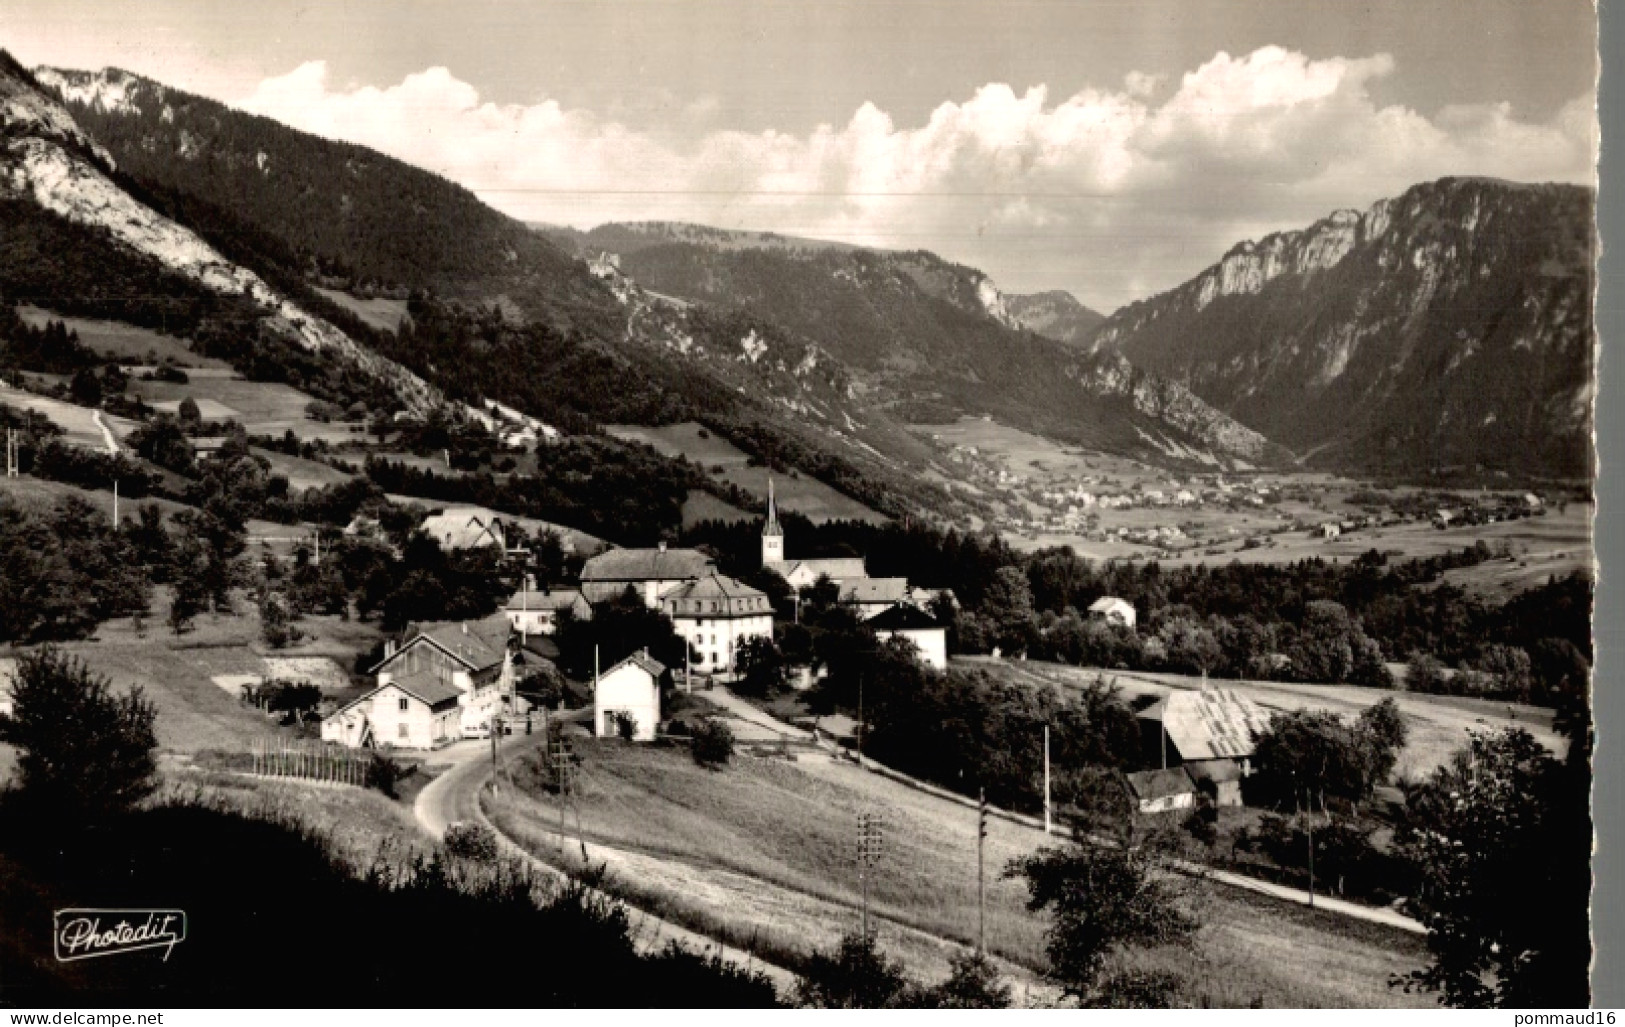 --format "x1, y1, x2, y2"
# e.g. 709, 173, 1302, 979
579, 543, 715, 607
1088, 596, 1138, 631
594, 650, 666, 742
419, 506, 510, 551
321, 678, 462, 750
369, 615, 518, 734
660, 573, 774, 677
840, 577, 911, 619
504, 579, 591, 637
1124, 767, 1197, 814
1136, 686, 1271, 807
868, 603, 948, 670
1318, 522, 1341, 539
